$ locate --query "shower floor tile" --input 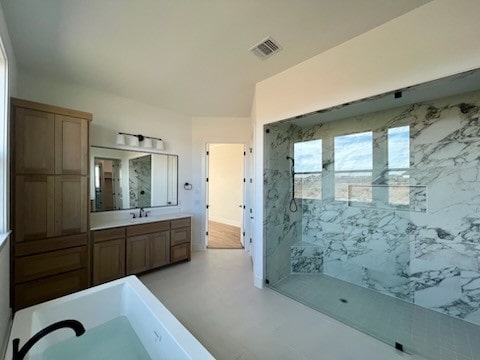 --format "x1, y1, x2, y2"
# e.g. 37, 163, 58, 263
272, 274, 480, 360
